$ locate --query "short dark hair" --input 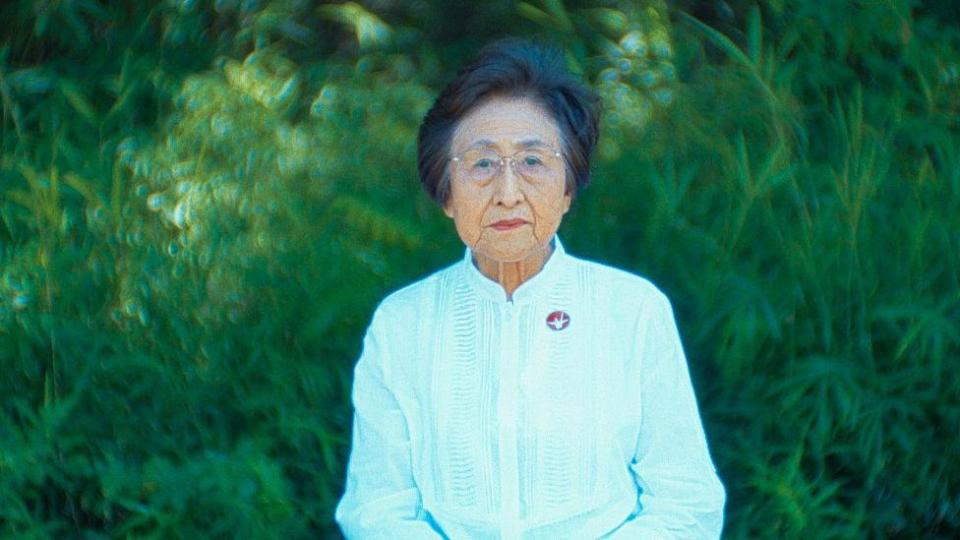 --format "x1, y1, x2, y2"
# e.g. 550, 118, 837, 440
417, 37, 601, 206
